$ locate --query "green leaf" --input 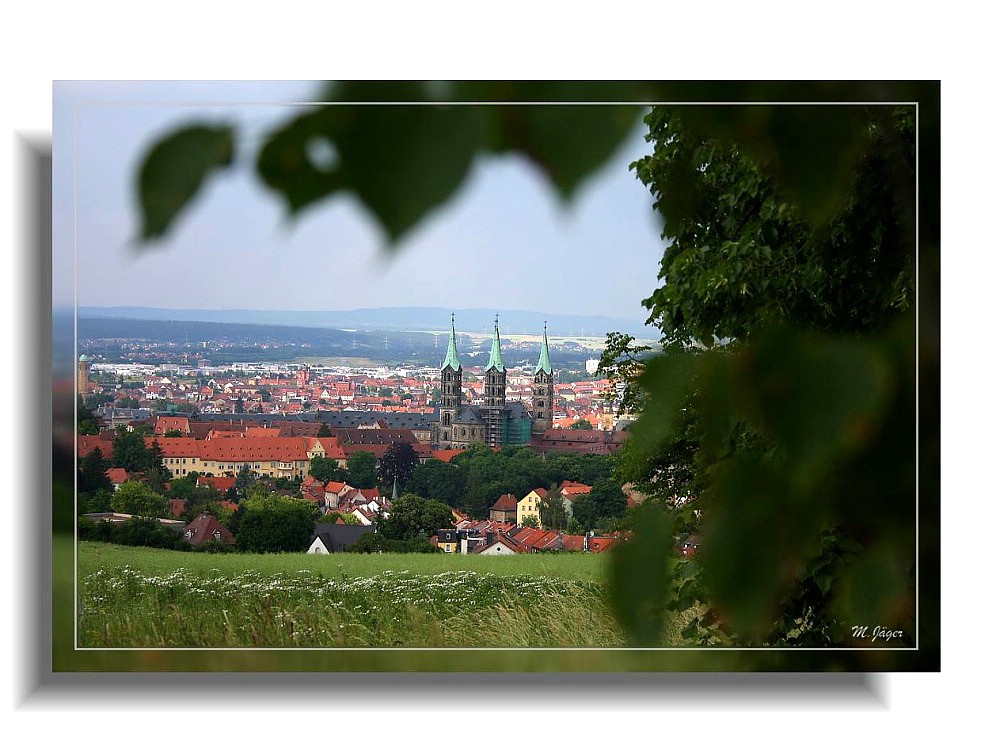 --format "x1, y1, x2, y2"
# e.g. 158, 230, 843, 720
606, 505, 675, 646
136, 124, 235, 240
